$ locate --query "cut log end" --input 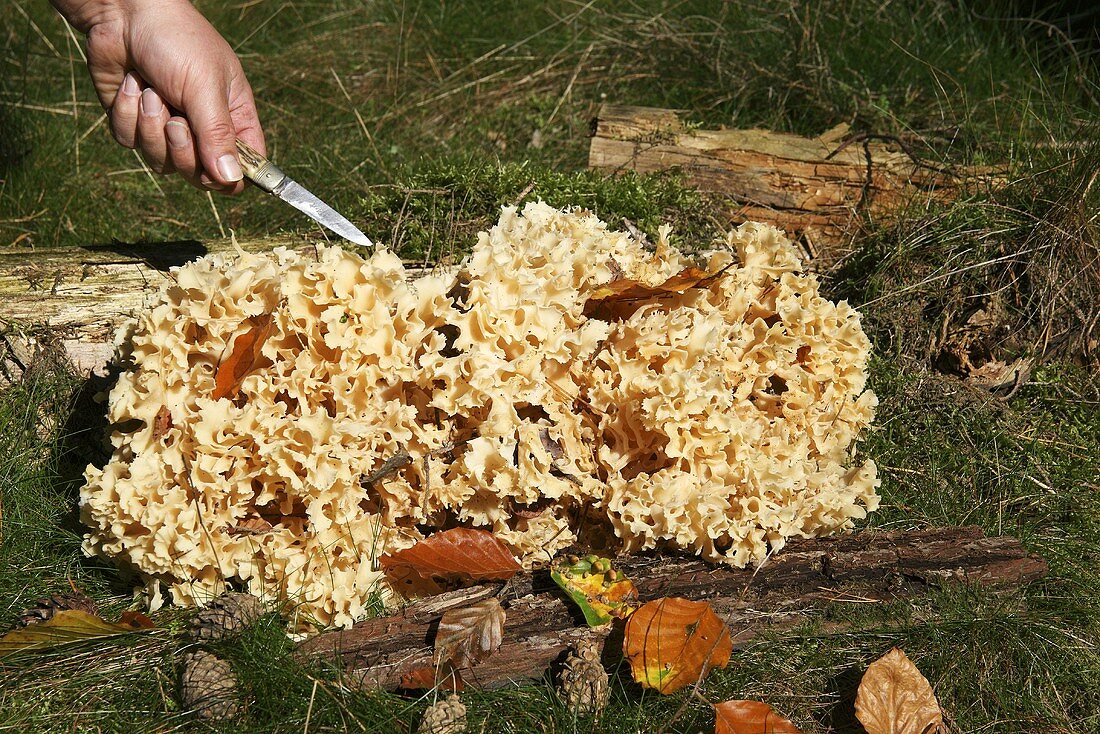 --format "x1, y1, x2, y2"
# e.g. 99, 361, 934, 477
588, 104, 999, 260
